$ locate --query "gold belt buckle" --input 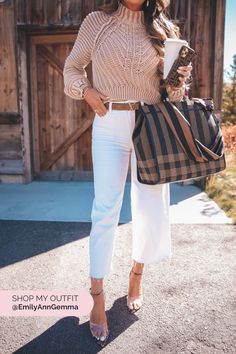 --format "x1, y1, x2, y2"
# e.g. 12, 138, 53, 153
128, 102, 137, 110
